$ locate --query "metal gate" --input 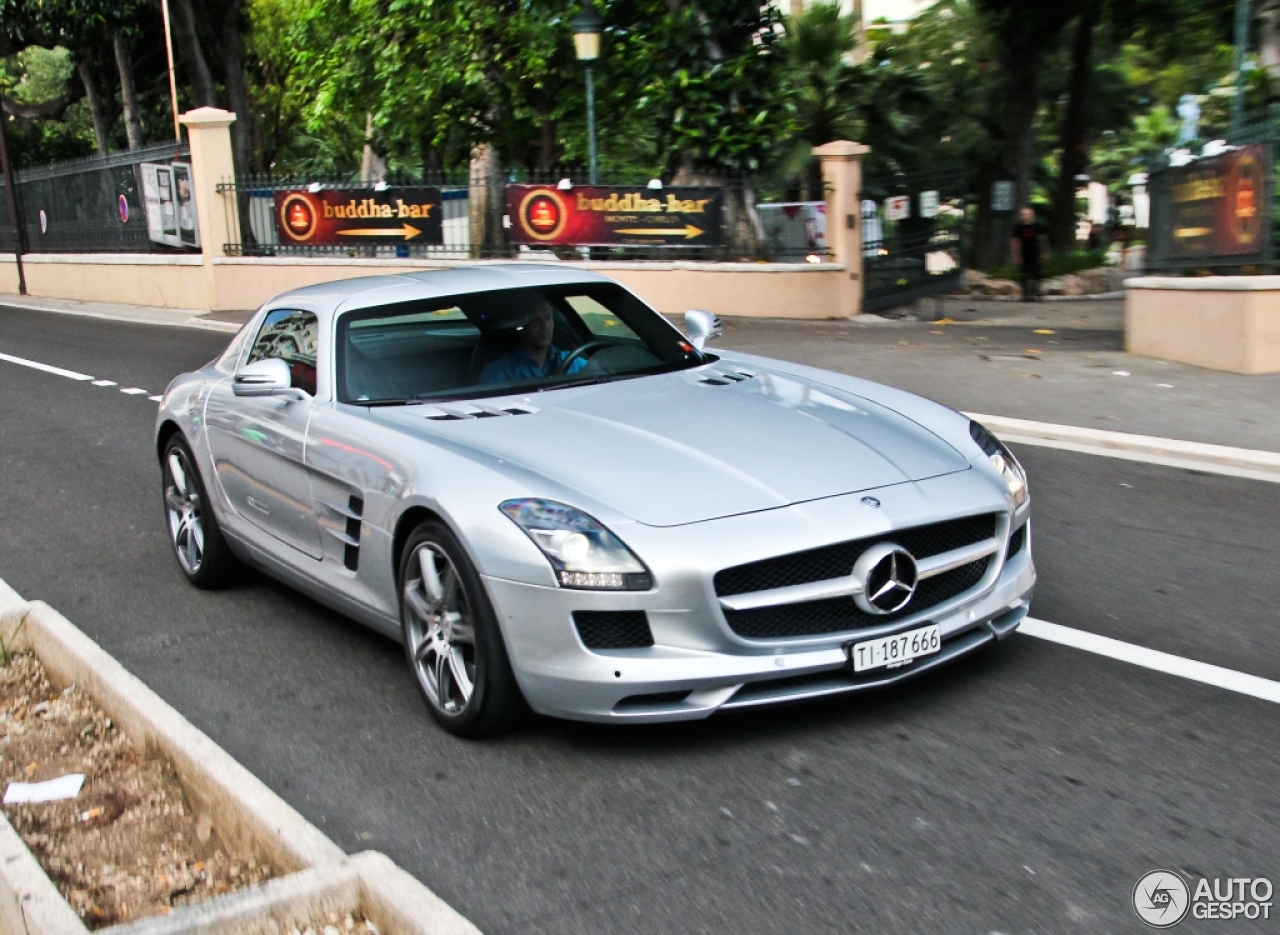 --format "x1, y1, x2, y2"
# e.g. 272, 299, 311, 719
860, 165, 965, 312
